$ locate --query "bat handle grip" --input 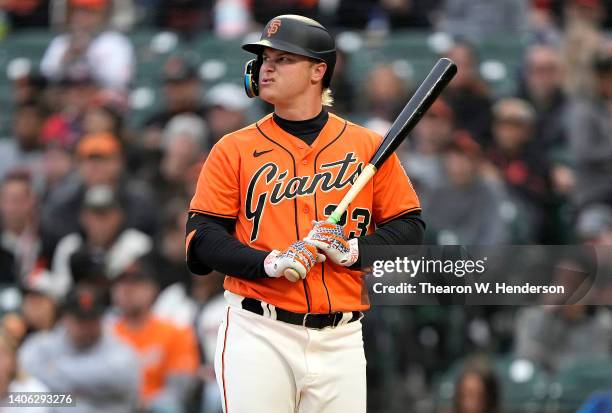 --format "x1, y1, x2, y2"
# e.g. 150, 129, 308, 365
326, 164, 377, 225
327, 213, 341, 224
